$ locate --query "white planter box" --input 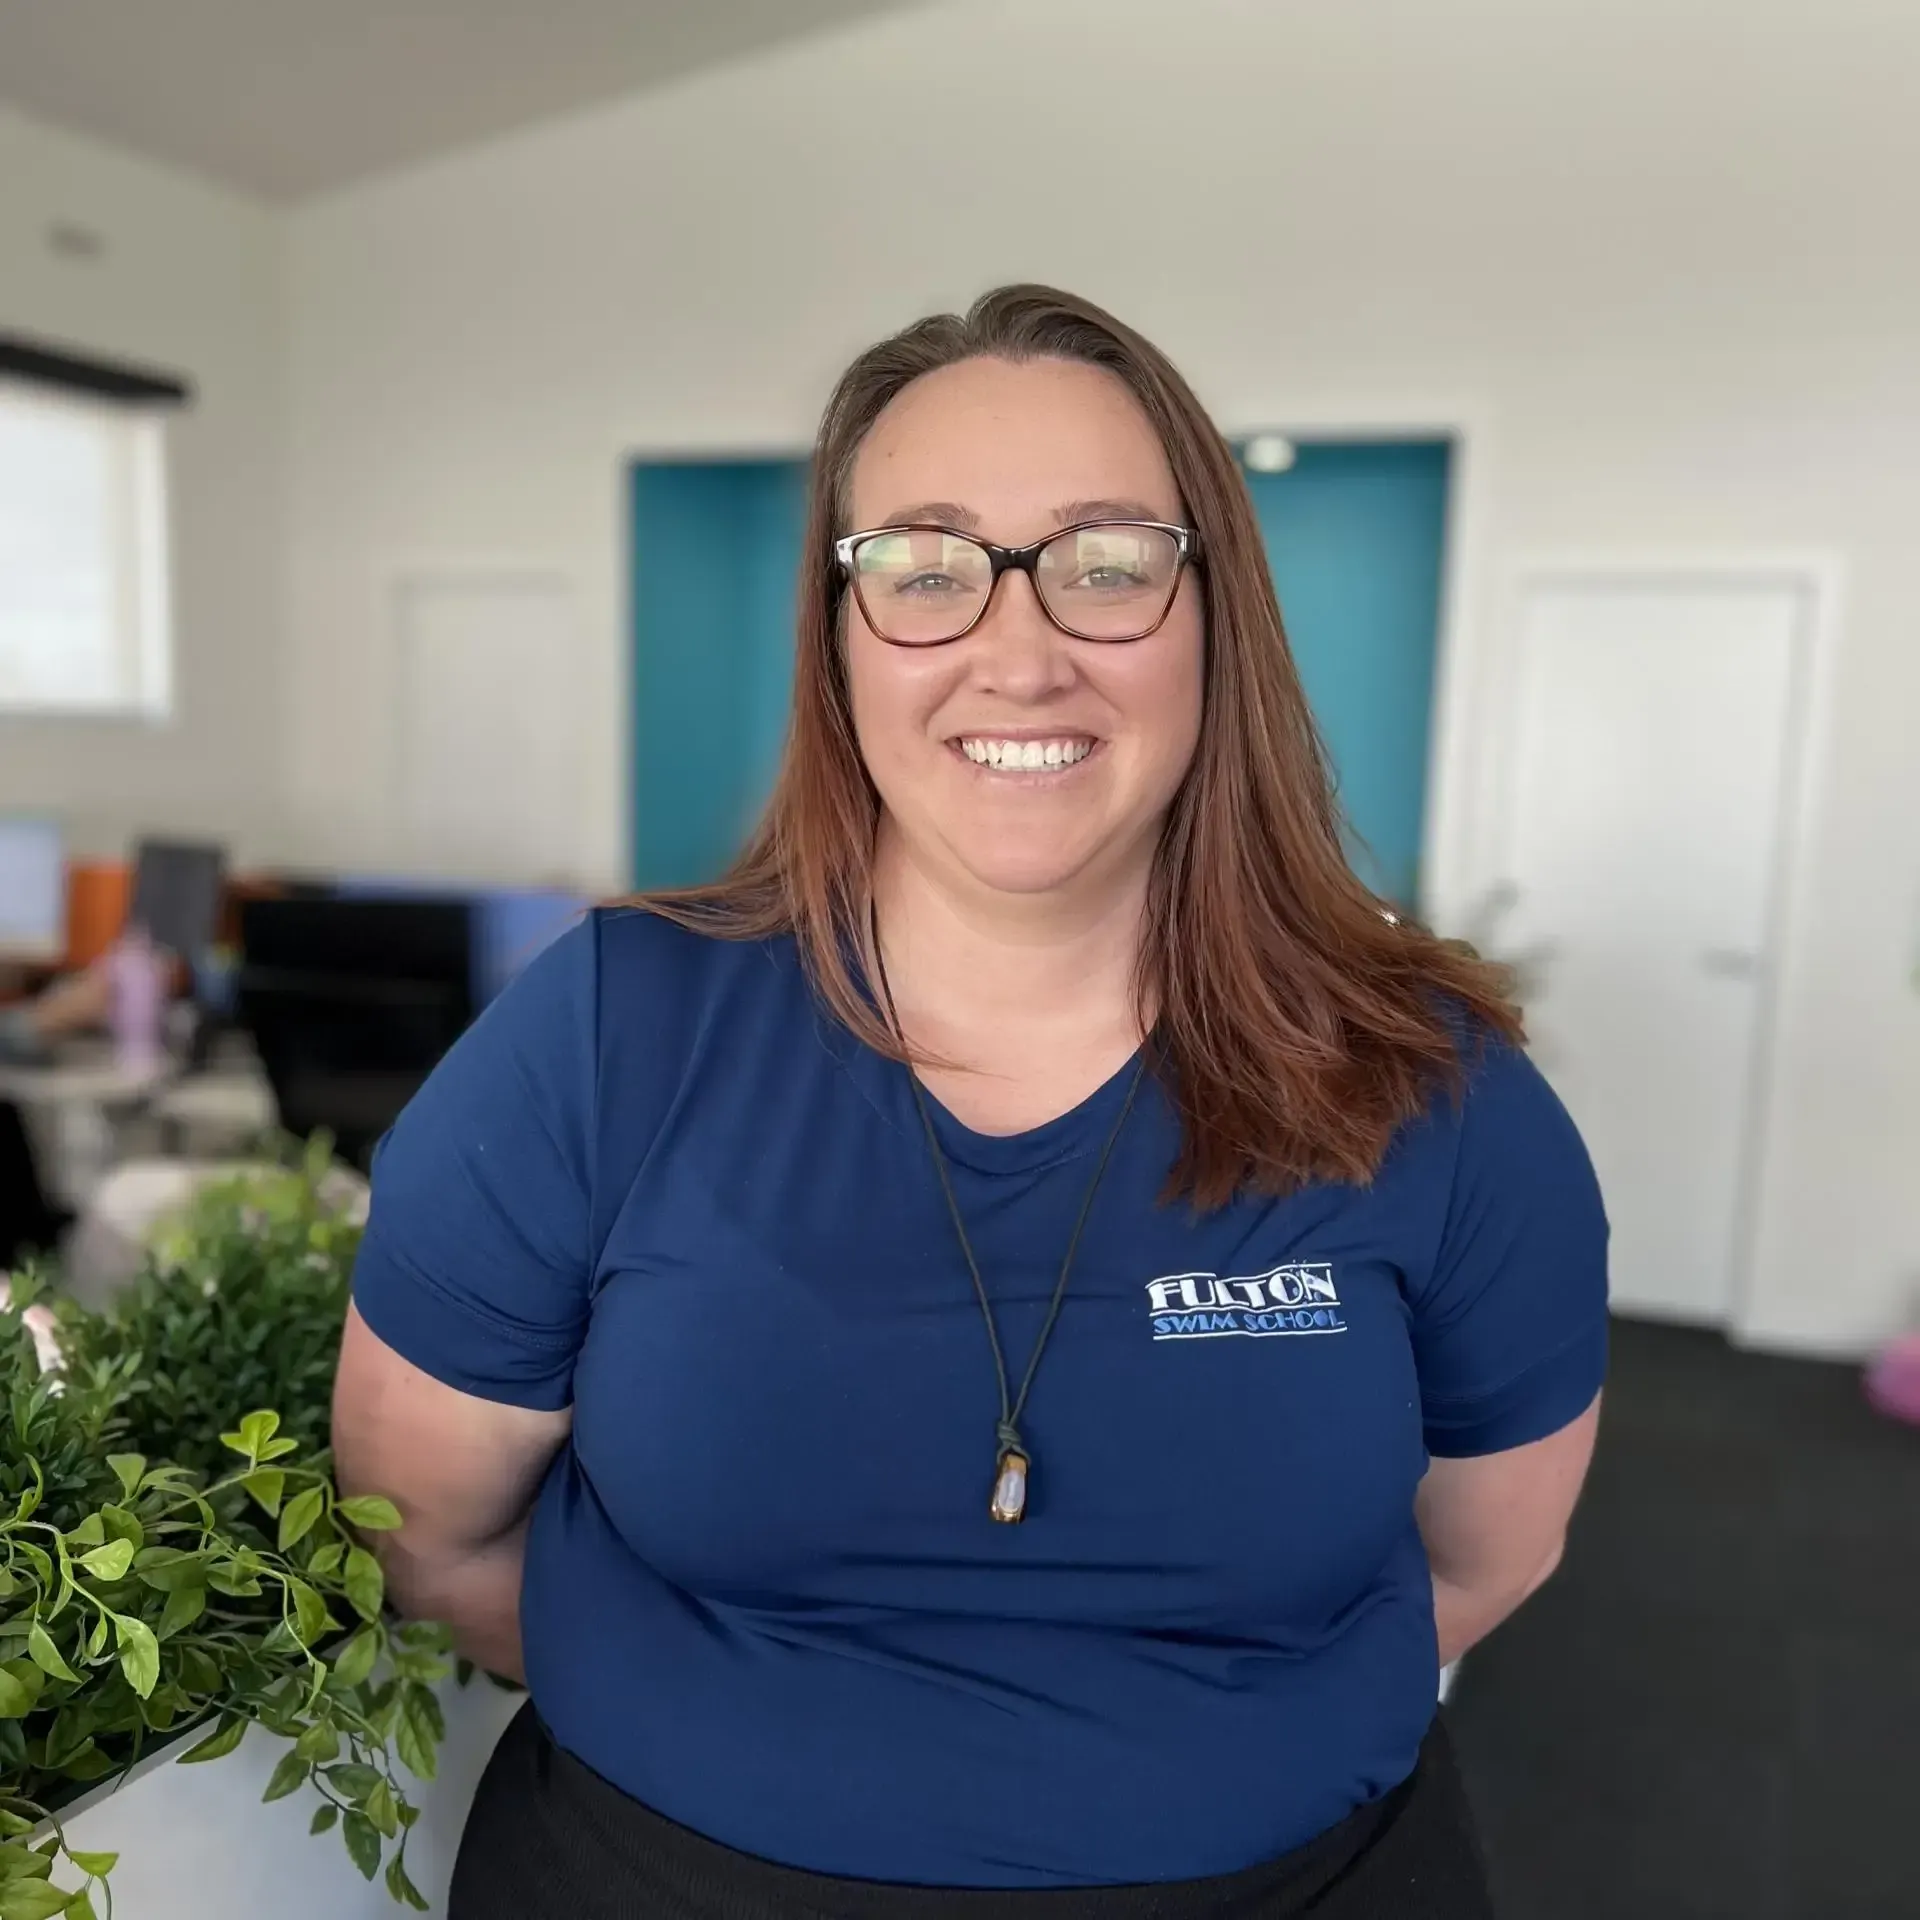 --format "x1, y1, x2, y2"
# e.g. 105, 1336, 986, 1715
45, 1677, 522, 1919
